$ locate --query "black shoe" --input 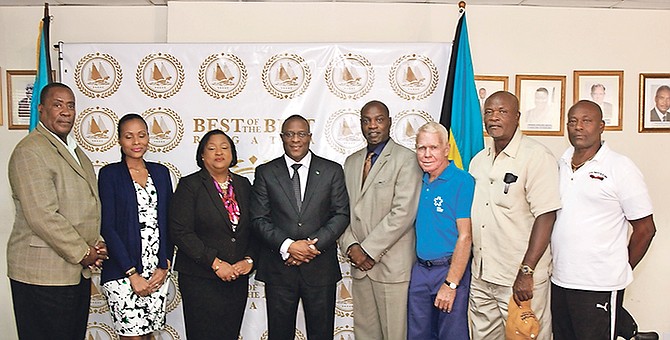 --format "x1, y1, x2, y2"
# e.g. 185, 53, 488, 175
633, 331, 659, 340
